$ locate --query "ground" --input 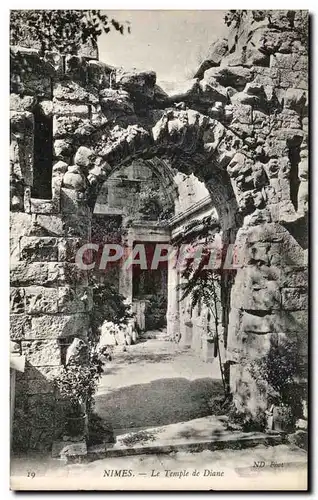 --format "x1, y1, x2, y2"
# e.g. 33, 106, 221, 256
11, 336, 307, 491
94, 335, 223, 435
